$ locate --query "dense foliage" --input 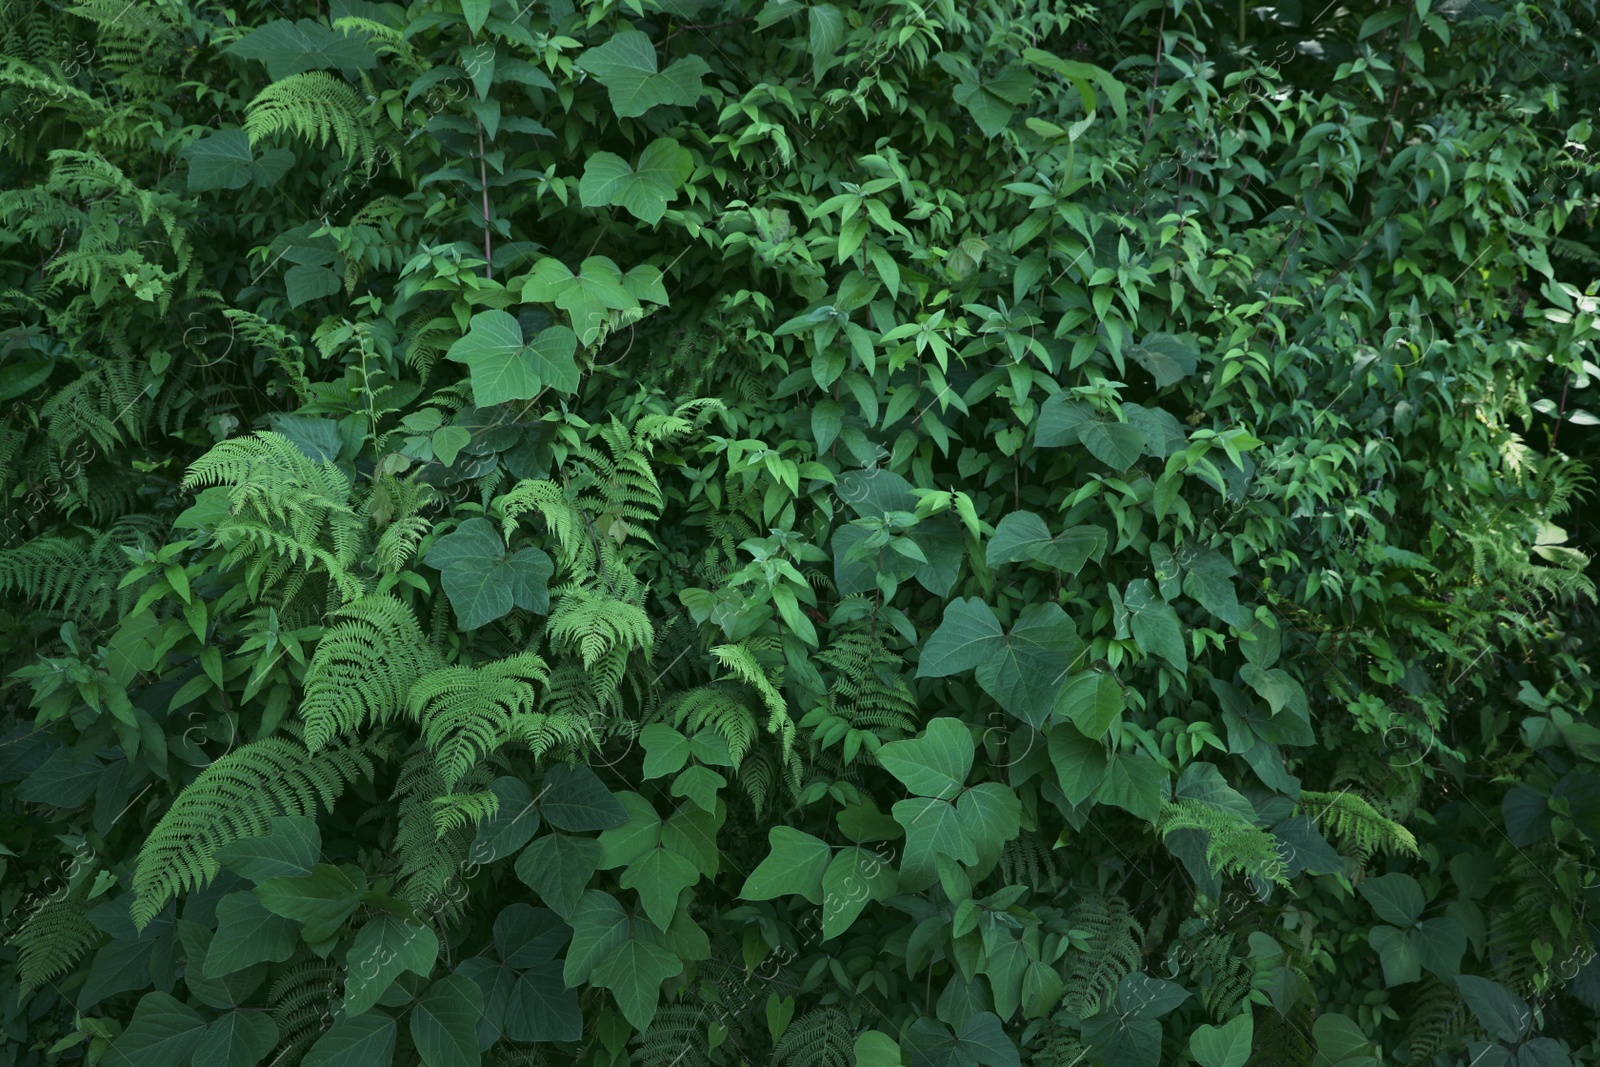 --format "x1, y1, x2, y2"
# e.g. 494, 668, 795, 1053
5, 0, 1600, 1064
